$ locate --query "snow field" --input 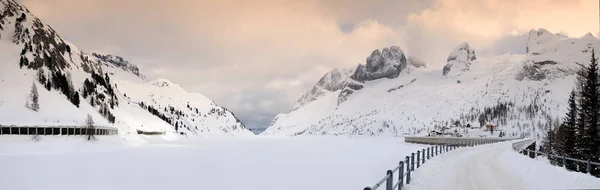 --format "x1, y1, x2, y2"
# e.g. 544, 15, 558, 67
0, 136, 426, 190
